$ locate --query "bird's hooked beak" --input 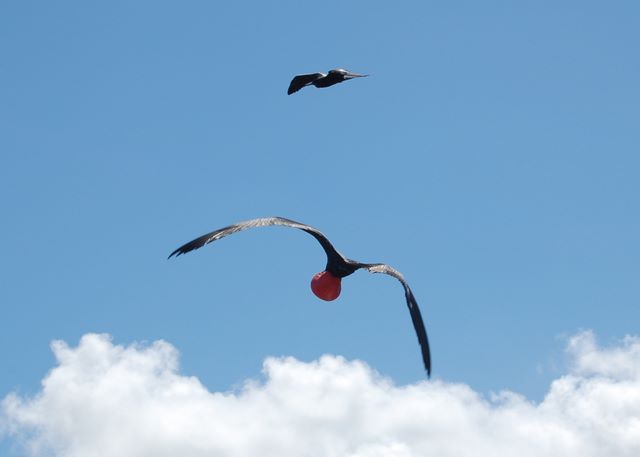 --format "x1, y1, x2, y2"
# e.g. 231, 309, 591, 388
344, 72, 368, 79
